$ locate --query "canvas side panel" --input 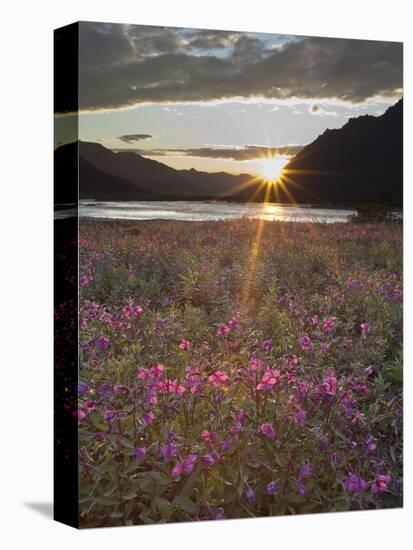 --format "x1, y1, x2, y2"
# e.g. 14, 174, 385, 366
53, 22, 79, 529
